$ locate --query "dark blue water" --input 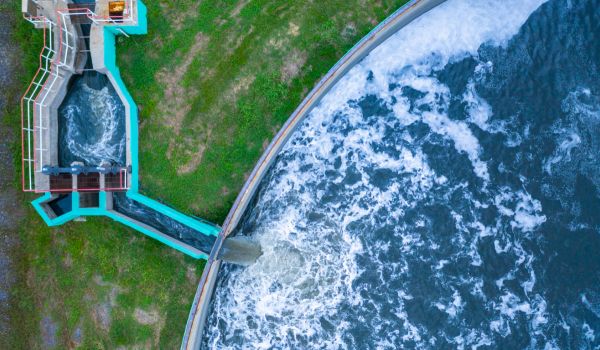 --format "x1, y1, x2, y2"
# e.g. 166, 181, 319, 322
204, 0, 600, 348
112, 193, 215, 254
47, 194, 73, 216
58, 72, 126, 167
